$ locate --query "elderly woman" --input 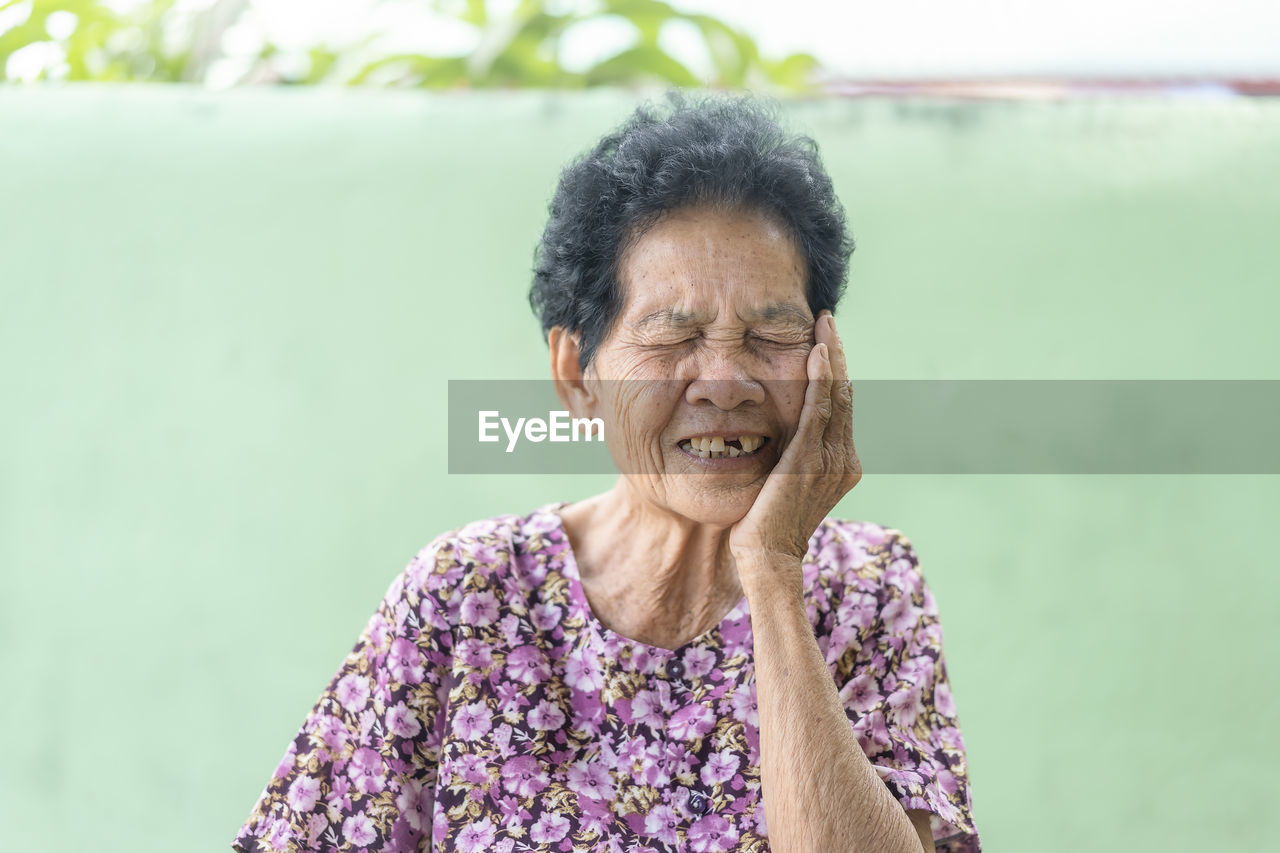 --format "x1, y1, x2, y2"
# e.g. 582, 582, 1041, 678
234, 95, 979, 853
